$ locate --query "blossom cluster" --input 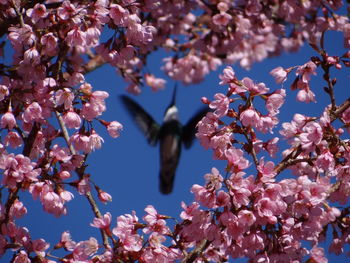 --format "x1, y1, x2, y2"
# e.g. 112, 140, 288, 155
0, 0, 349, 262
